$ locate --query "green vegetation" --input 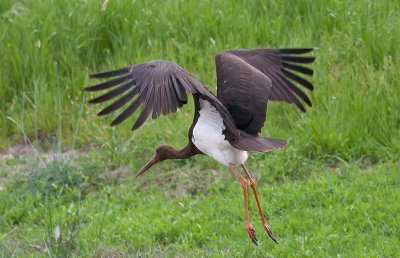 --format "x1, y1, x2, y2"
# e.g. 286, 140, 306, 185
1, 158, 399, 257
0, 0, 399, 256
